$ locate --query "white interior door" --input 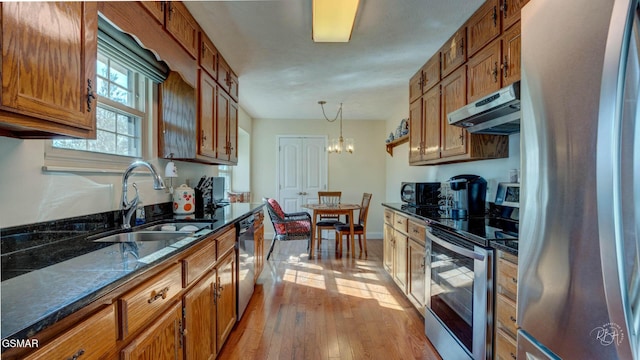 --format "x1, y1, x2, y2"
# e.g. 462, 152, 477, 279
278, 136, 327, 213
